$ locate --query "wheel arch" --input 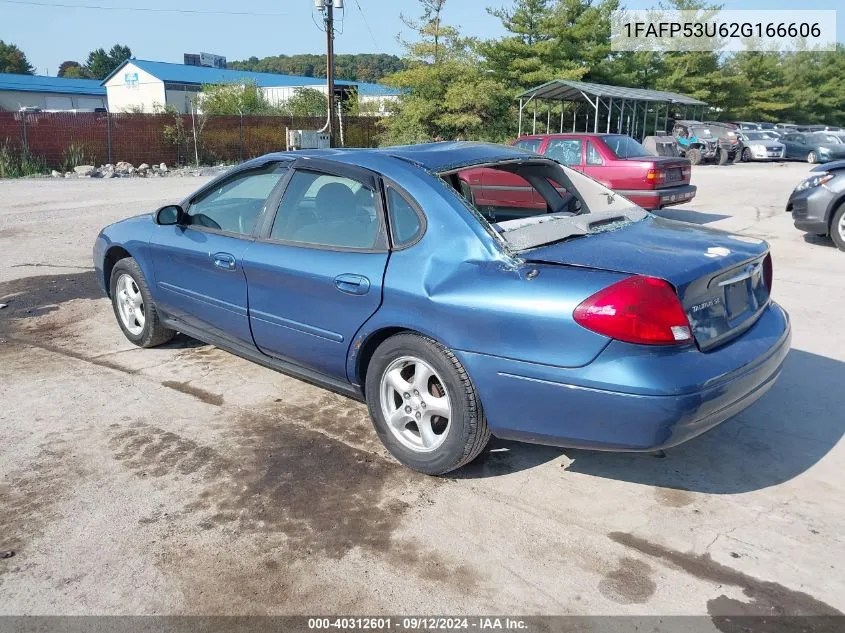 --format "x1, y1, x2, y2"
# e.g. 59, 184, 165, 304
351, 323, 466, 389
826, 191, 845, 232
353, 326, 417, 387
102, 245, 133, 297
